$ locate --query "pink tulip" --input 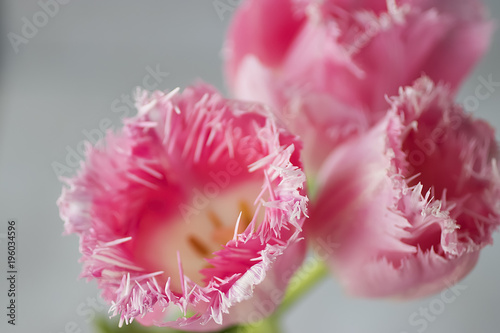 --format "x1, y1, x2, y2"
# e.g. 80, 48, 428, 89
224, 0, 492, 172
307, 77, 500, 298
58, 84, 308, 330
